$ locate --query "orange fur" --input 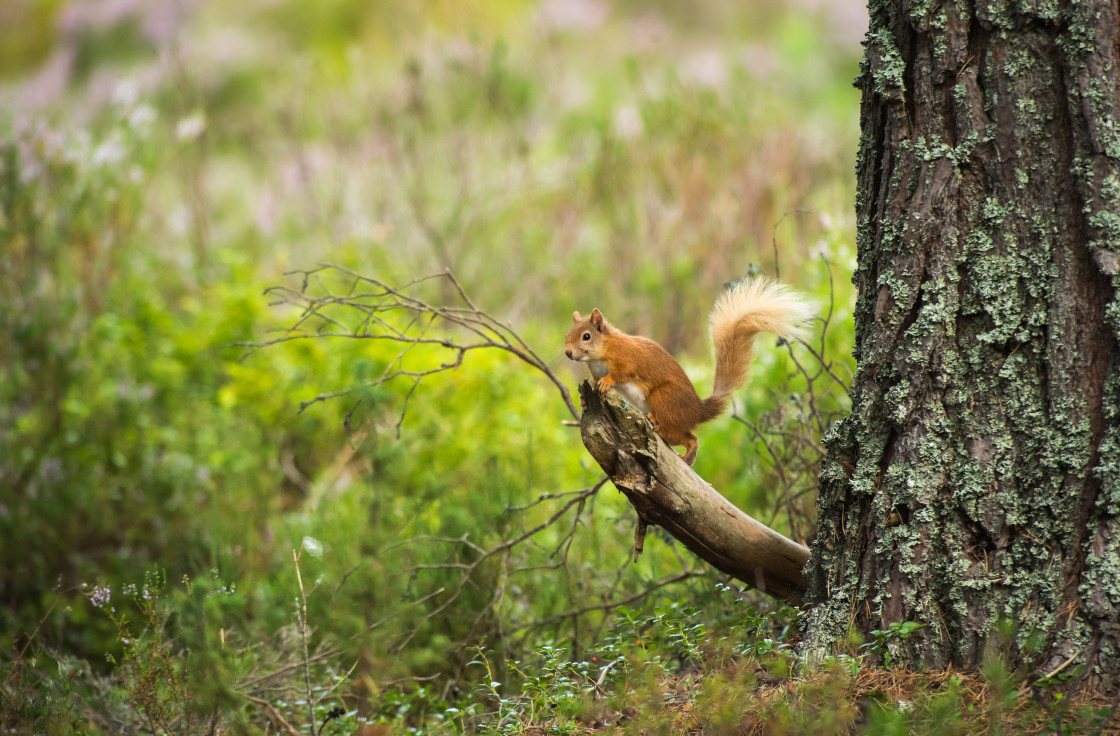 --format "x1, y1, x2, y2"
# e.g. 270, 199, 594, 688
565, 278, 813, 464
